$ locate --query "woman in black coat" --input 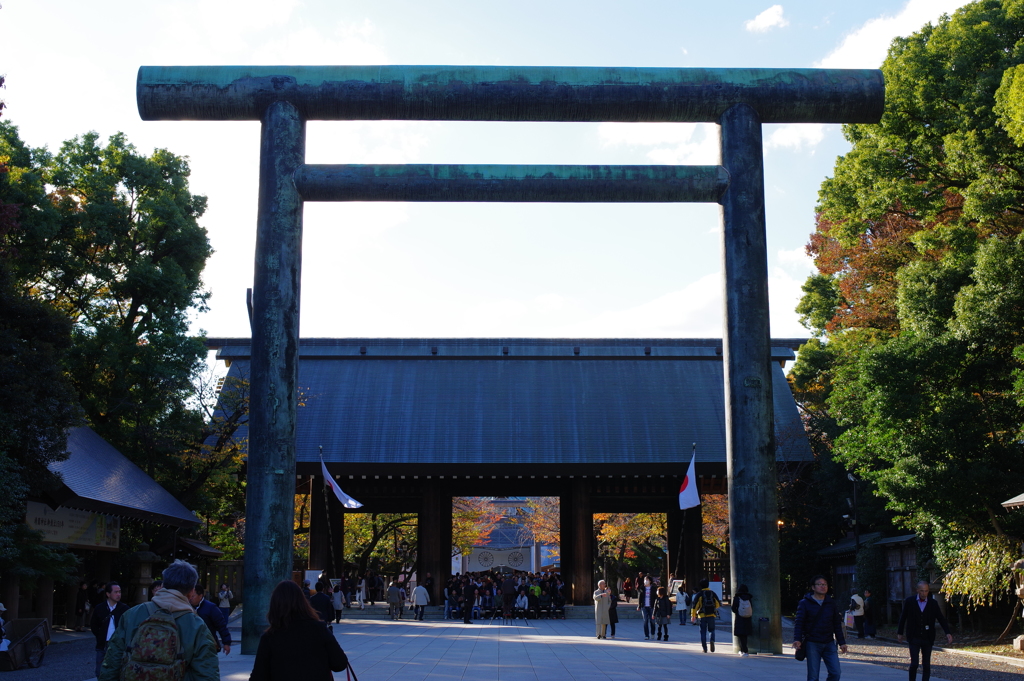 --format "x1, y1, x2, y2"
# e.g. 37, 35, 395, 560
607, 588, 619, 639
731, 585, 754, 656
250, 580, 348, 681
